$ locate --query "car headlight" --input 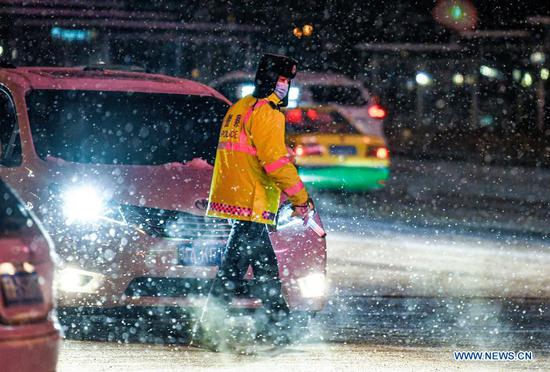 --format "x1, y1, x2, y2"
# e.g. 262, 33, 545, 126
297, 273, 326, 298
58, 268, 104, 293
62, 185, 106, 223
